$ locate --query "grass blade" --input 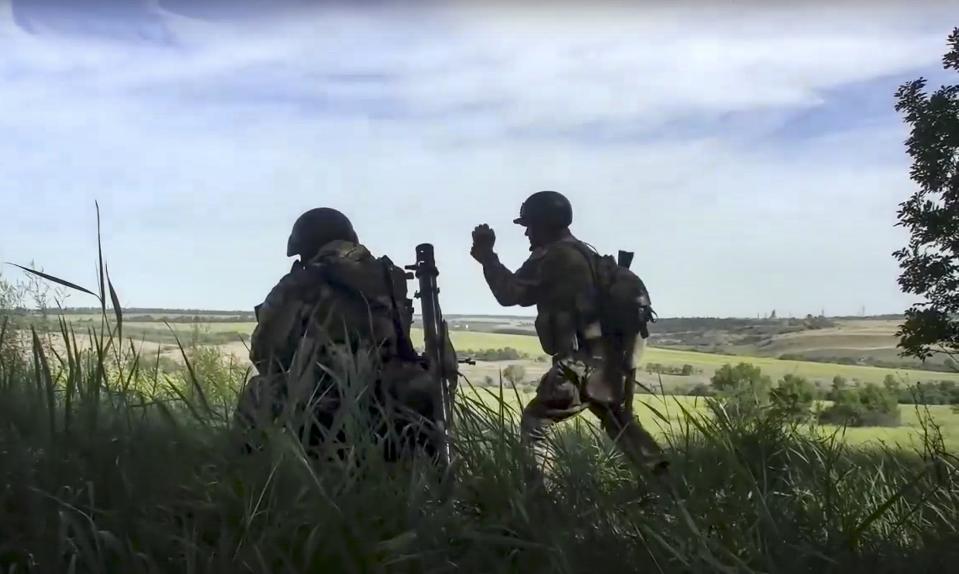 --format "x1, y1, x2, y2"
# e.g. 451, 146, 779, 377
95, 200, 106, 316
106, 264, 122, 342
31, 327, 57, 437
6, 263, 99, 299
